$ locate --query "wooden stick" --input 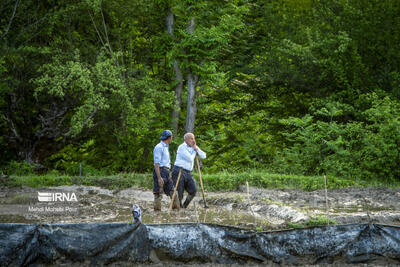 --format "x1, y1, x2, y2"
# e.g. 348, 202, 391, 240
196, 156, 208, 208
246, 181, 257, 228
194, 201, 199, 223
324, 174, 330, 225
169, 168, 183, 211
